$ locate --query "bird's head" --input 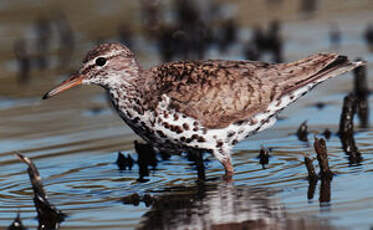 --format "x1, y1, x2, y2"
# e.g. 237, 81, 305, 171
43, 42, 139, 99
